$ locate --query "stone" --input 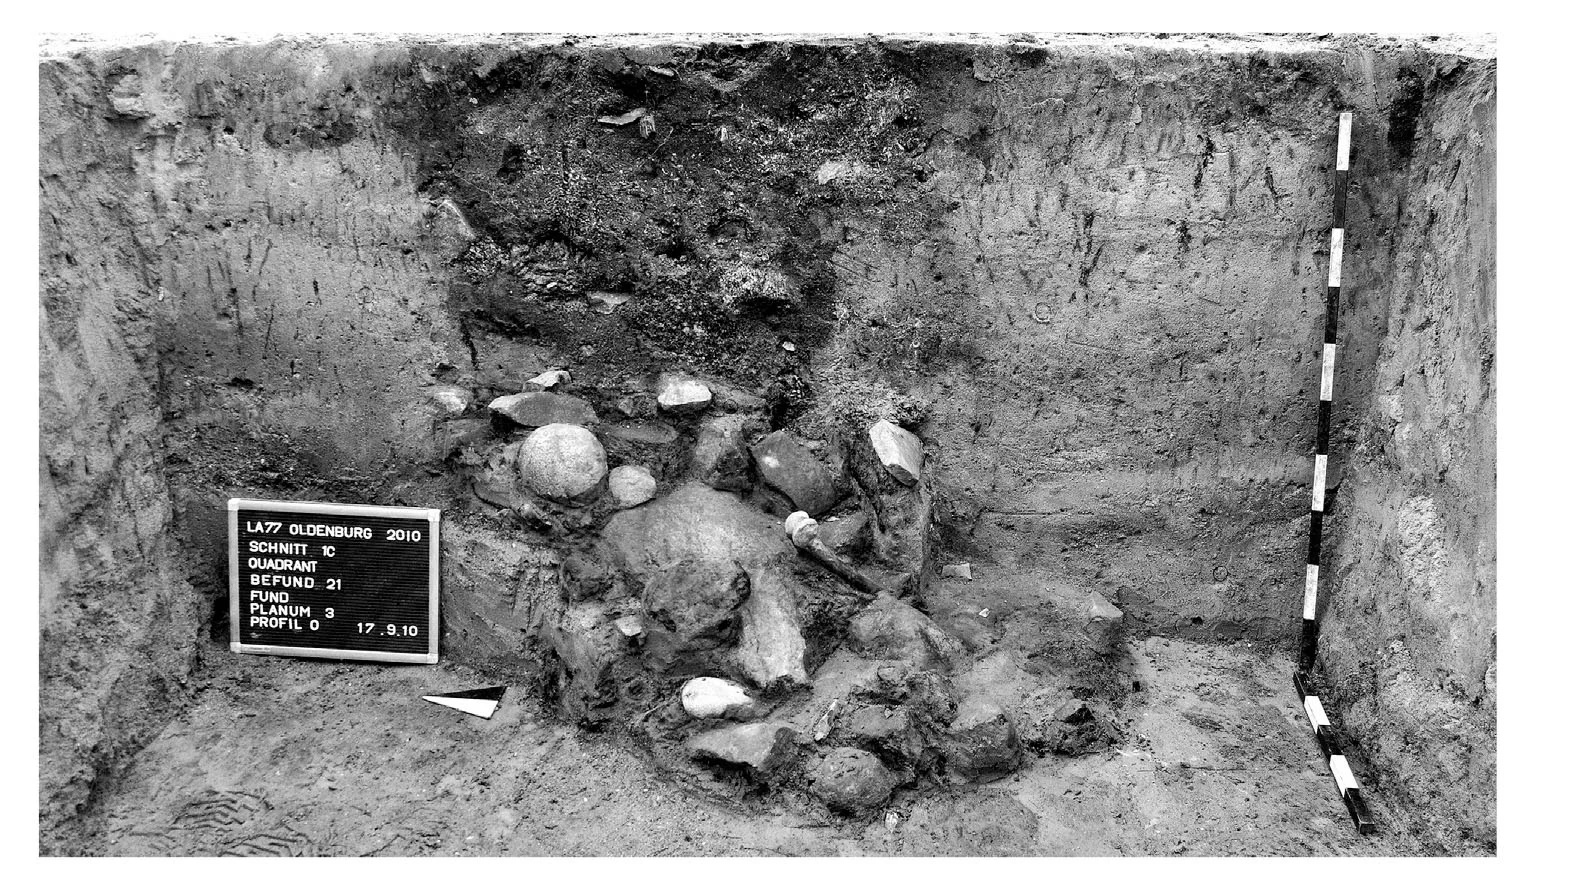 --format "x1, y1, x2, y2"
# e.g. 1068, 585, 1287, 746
529, 369, 571, 390
941, 562, 972, 579
680, 676, 755, 719
691, 415, 754, 492
937, 604, 1001, 652
945, 696, 1022, 781
868, 419, 924, 486
601, 420, 679, 447
1042, 698, 1114, 756
1084, 592, 1124, 649
597, 107, 647, 126
751, 431, 839, 517
516, 424, 608, 502
1086, 592, 1123, 622
614, 614, 645, 638
736, 563, 809, 688
535, 599, 627, 722
641, 558, 750, 649
601, 482, 793, 576
845, 704, 925, 768
810, 748, 896, 813
686, 722, 796, 773
844, 427, 936, 583
615, 392, 656, 418
874, 665, 958, 723
607, 465, 657, 509
656, 373, 712, 413
816, 510, 870, 557
427, 385, 471, 418
588, 290, 633, 315
848, 704, 911, 741
559, 552, 615, 602
719, 263, 801, 310
847, 593, 966, 672
490, 391, 598, 428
